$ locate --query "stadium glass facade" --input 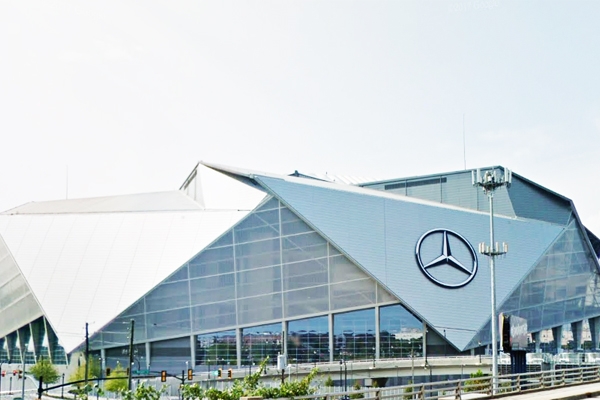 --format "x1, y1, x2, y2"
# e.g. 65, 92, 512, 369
2, 164, 600, 377
88, 197, 424, 371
